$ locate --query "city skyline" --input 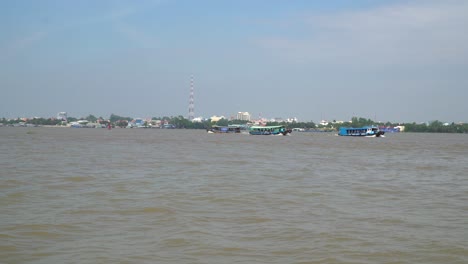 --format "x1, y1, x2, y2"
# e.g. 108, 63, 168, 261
1, 1, 468, 123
